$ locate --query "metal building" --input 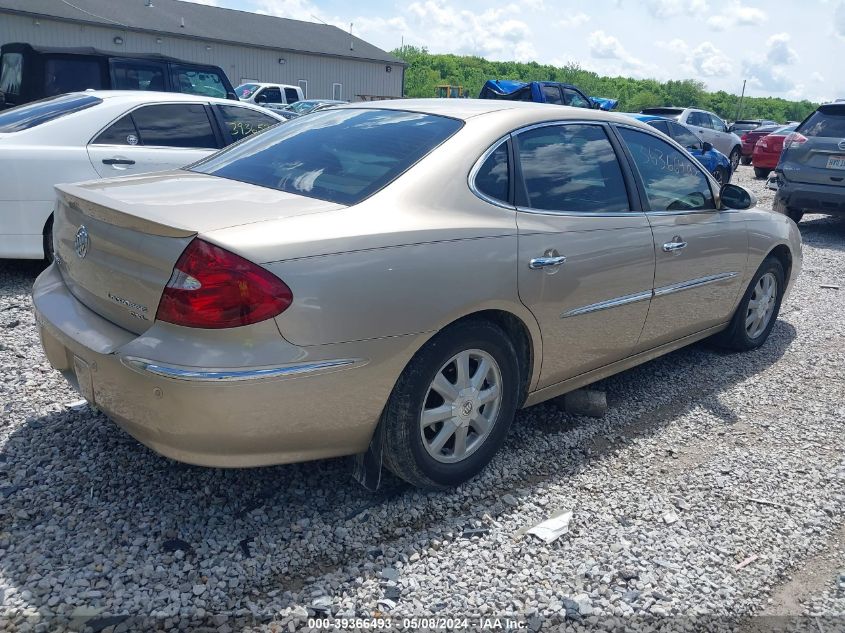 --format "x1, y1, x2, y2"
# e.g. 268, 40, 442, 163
0, 0, 405, 101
